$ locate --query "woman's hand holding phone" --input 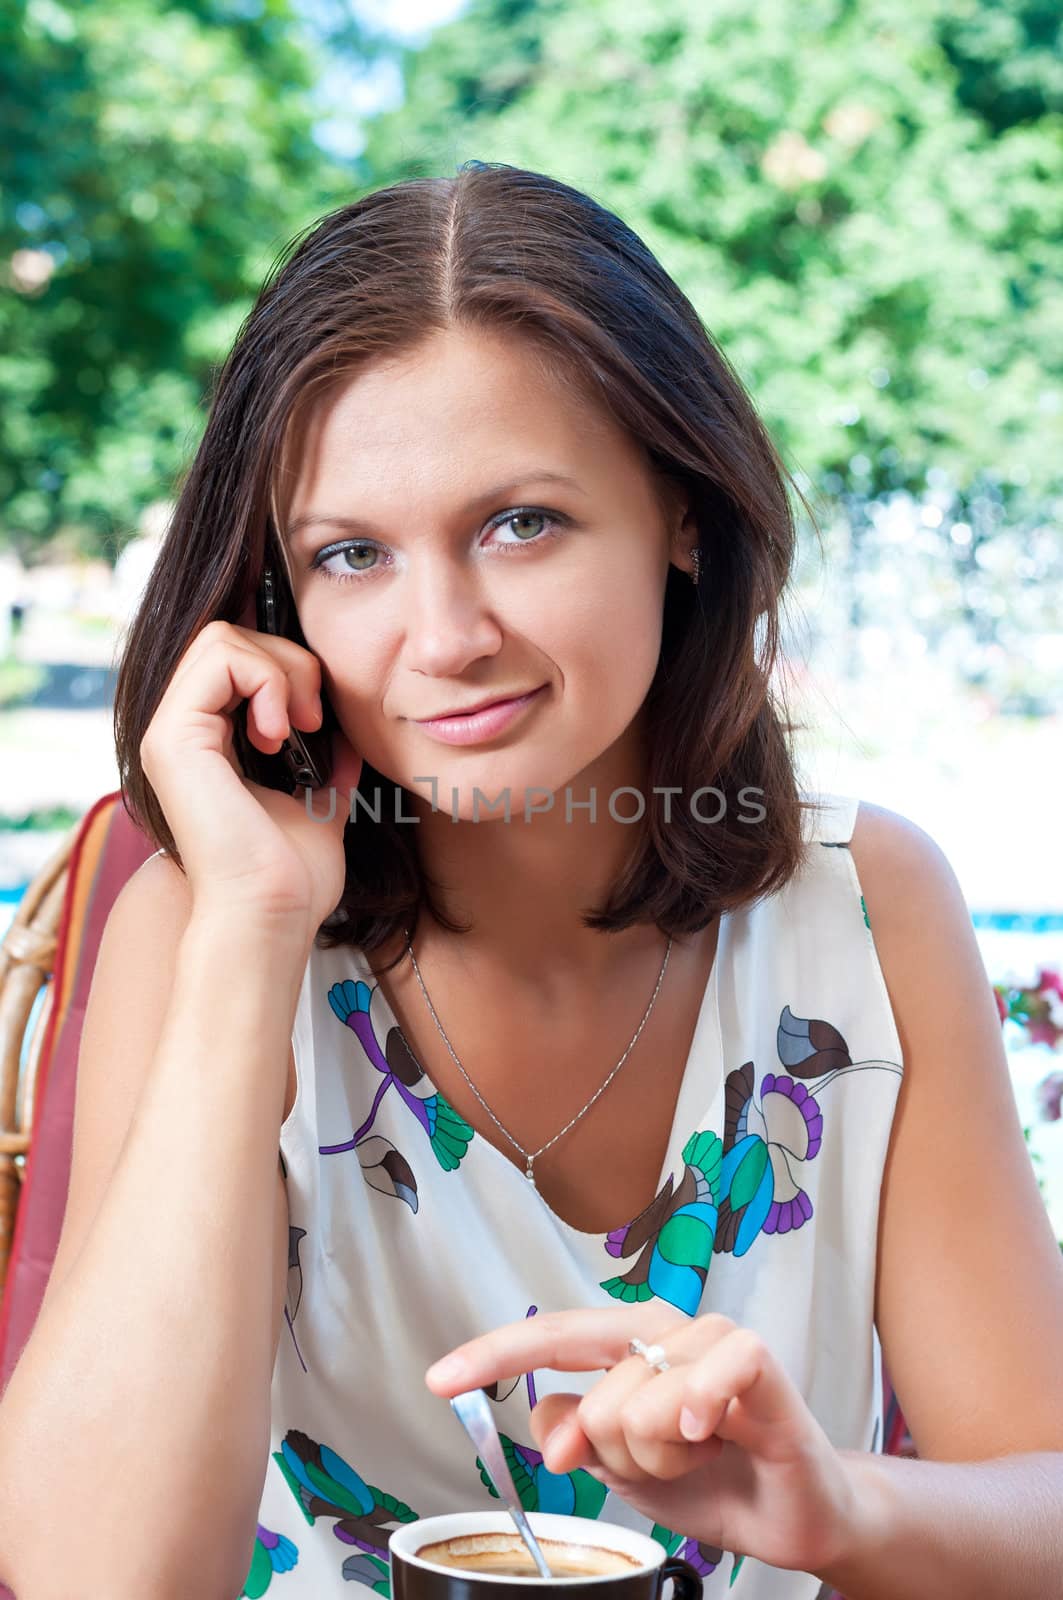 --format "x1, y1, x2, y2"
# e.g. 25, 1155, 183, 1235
139, 618, 363, 945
